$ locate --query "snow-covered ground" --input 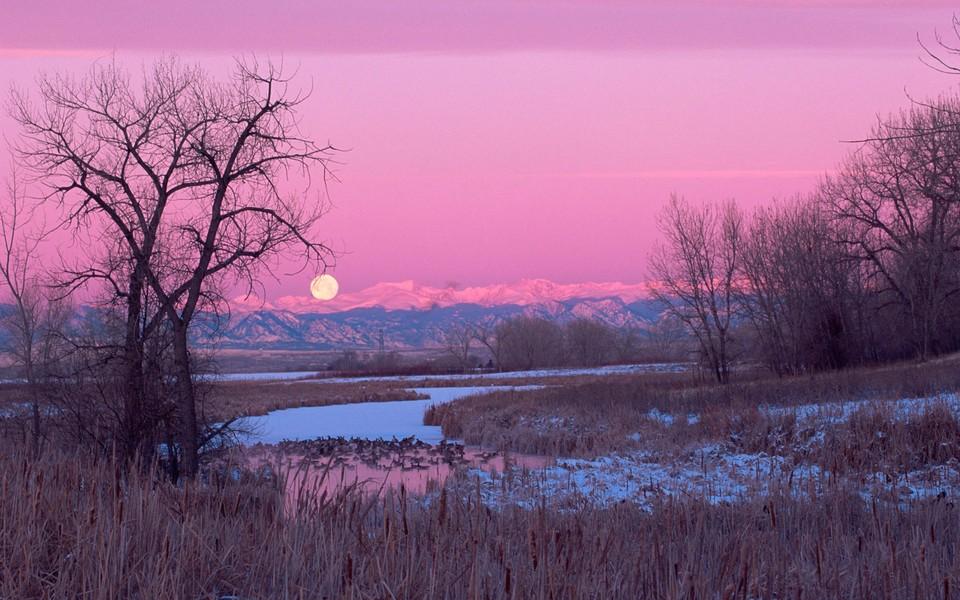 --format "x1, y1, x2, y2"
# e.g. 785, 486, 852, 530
298, 363, 686, 385
645, 408, 700, 426
468, 392, 960, 511
200, 371, 321, 382
469, 447, 823, 511
241, 386, 540, 445
233, 374, 960, 511
472, 443, 960, 511
762, 393, 960, 425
